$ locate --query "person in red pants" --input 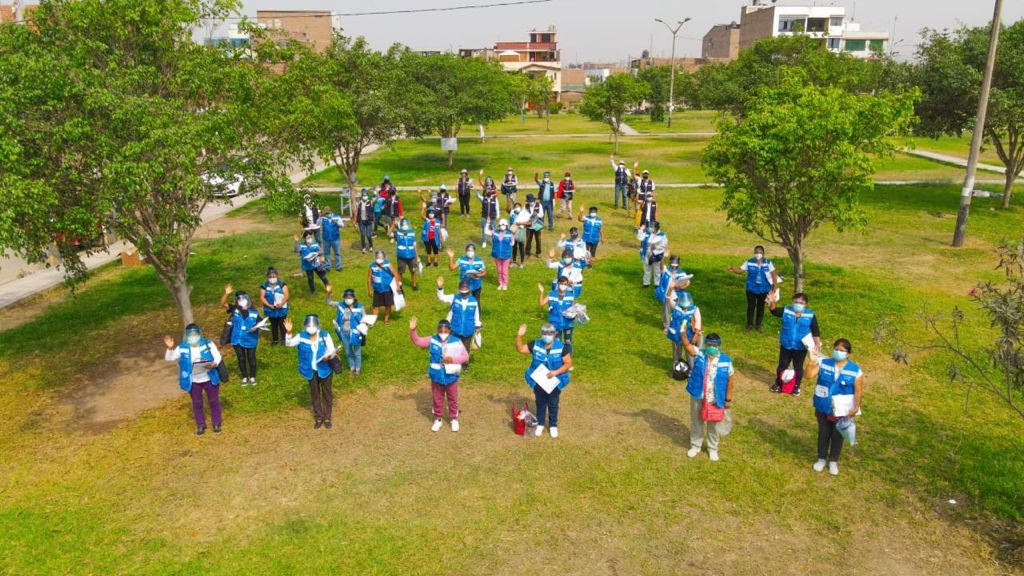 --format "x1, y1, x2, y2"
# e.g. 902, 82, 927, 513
409, 316, 469, 433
